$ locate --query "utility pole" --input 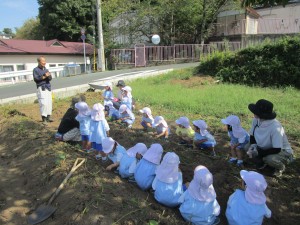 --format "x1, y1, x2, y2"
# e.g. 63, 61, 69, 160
96, 0, 105, 71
